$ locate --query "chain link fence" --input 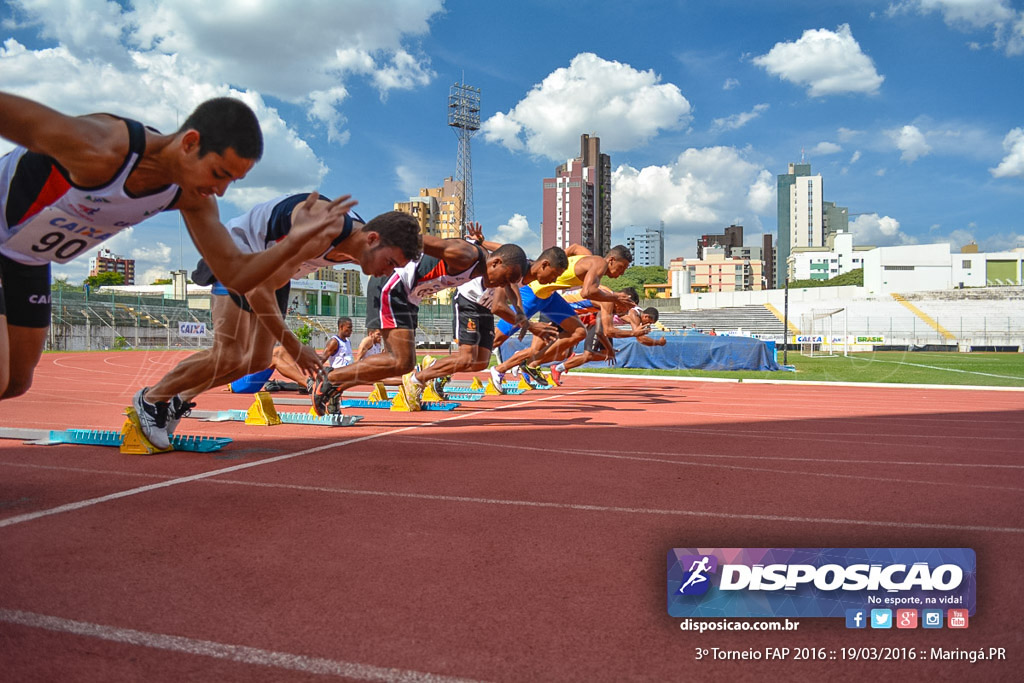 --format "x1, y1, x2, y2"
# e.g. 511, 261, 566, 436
45, 291, 455, 351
